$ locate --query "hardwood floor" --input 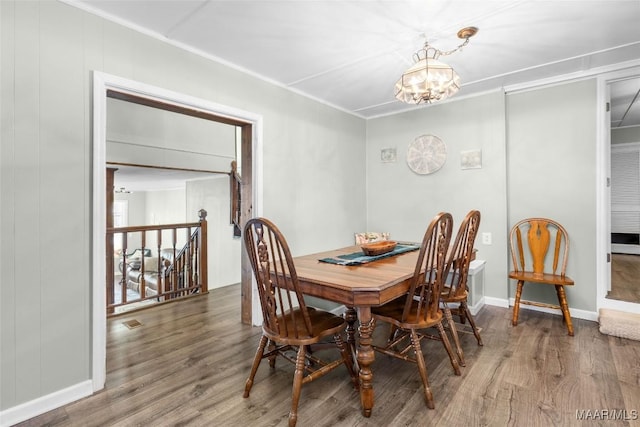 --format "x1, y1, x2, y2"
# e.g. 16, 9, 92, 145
610, 254, 640, 303
17, 285, 640, 426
